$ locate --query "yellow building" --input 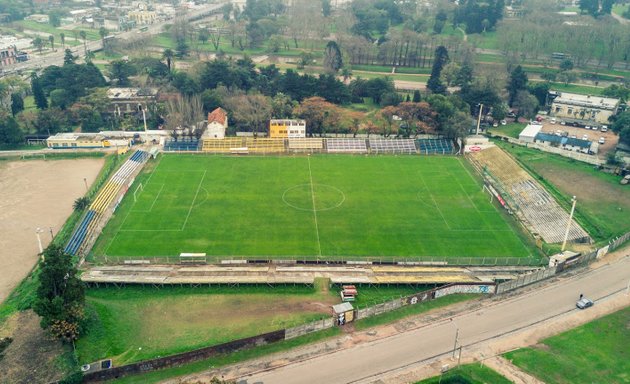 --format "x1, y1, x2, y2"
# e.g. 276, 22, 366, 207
269, 119, 306, 138
128, 9, 157, 25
